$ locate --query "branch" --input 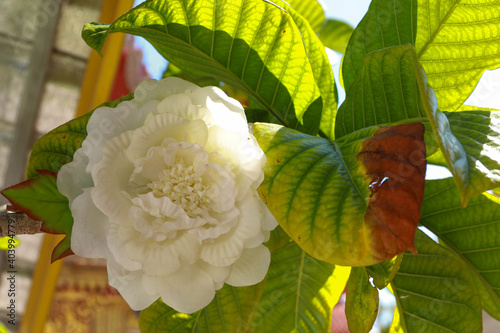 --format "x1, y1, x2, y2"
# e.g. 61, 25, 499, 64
0, 212, 43, 237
